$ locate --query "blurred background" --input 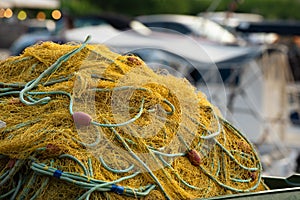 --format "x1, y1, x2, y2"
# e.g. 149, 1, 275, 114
1, 0, 300, 178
